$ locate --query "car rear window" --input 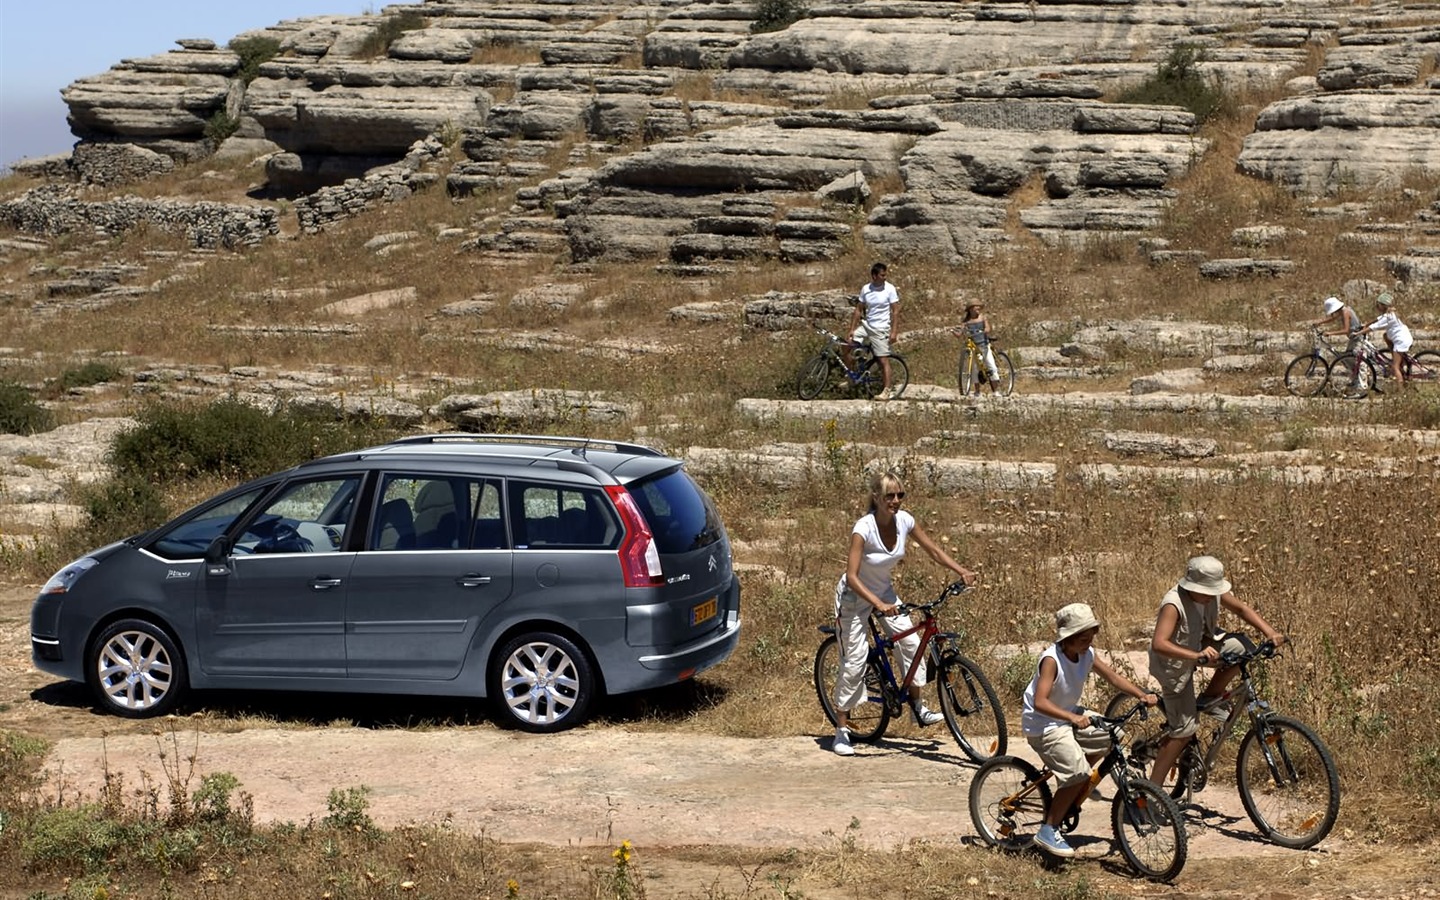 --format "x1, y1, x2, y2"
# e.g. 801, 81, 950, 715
626, 469, 723, 554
